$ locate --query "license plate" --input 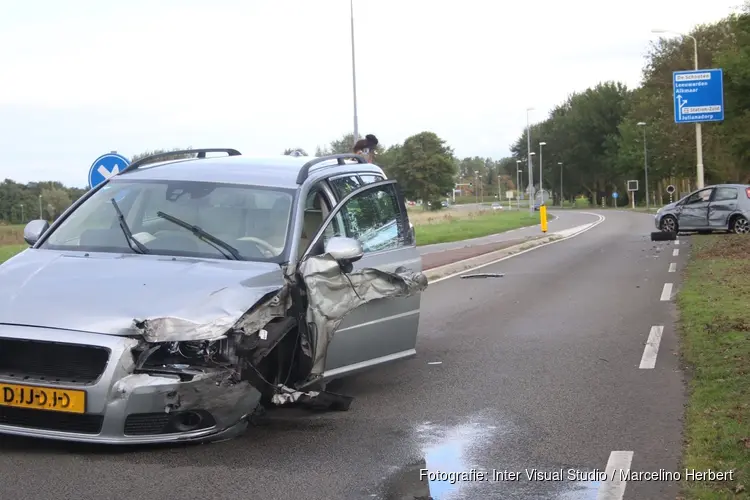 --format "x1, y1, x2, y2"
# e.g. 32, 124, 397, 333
0, 382, 86, 414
